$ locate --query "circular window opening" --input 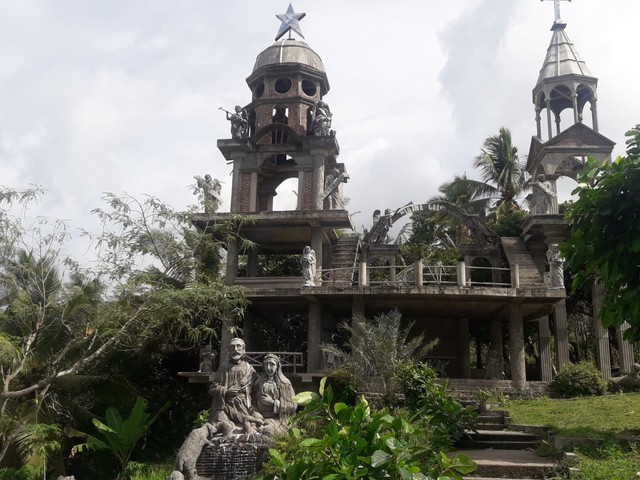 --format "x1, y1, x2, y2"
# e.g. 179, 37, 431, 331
274, 78, 292, 94
301, 80, 317, 97
254, 82, 265, 98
